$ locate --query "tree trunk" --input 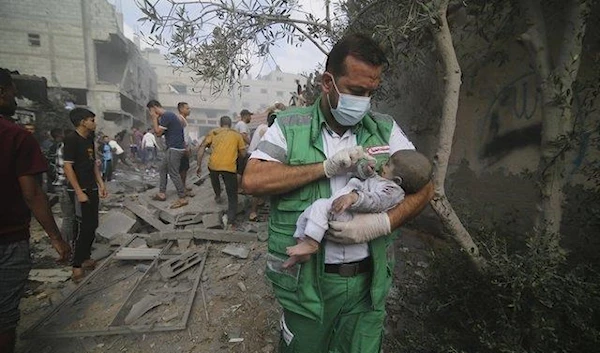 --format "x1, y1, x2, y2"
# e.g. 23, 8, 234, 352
430, 0, 484, 269
520, 0, 590, 239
